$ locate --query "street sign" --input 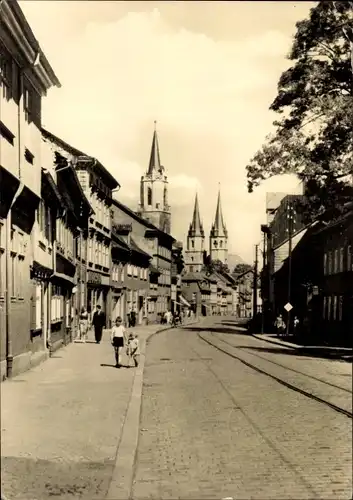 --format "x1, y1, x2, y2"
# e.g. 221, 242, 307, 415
284, 303, 293, 312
